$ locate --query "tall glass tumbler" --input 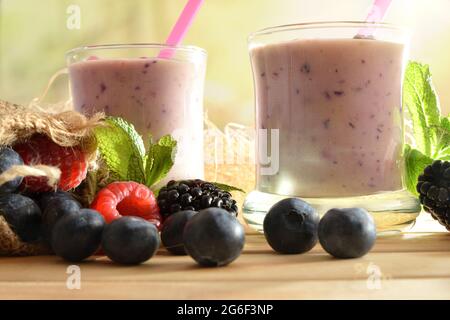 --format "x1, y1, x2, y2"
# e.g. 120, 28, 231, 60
66, 44, 207, 182
243, 22, 421, 232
